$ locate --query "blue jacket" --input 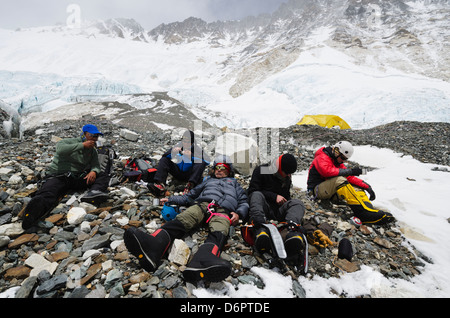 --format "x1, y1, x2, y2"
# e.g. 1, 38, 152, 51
168, 176, 249, 220
163, 142, 210, 172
